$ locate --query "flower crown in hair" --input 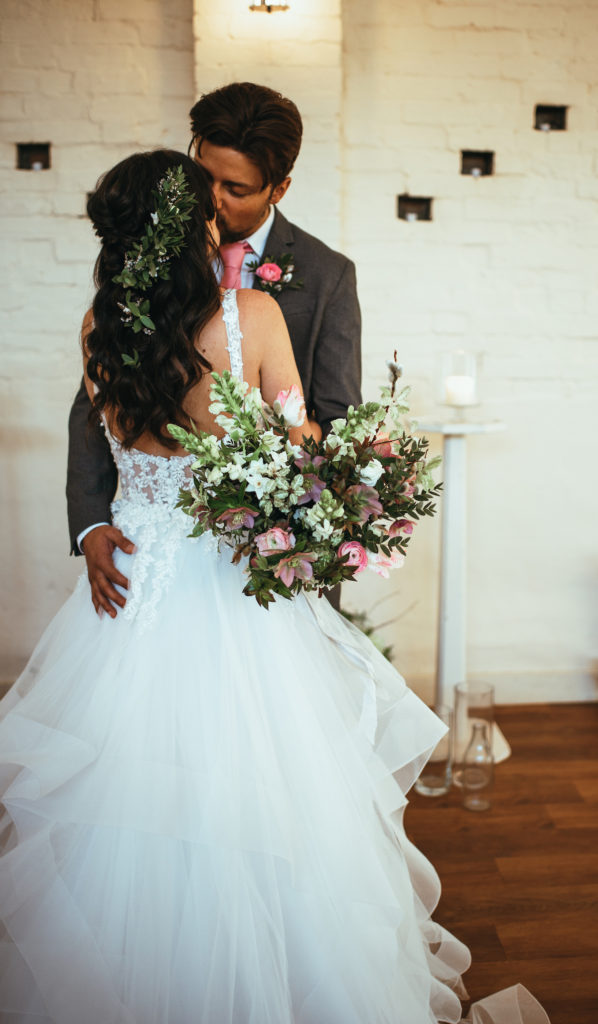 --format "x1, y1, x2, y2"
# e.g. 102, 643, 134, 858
112, 165, 197, 358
